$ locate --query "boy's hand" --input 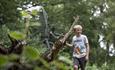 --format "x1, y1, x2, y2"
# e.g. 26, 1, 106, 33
85, 55, 89, 61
